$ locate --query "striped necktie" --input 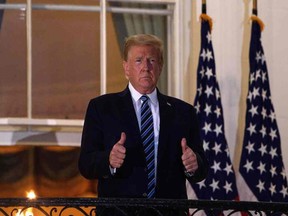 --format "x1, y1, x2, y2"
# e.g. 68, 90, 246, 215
140, 95, 156, 198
